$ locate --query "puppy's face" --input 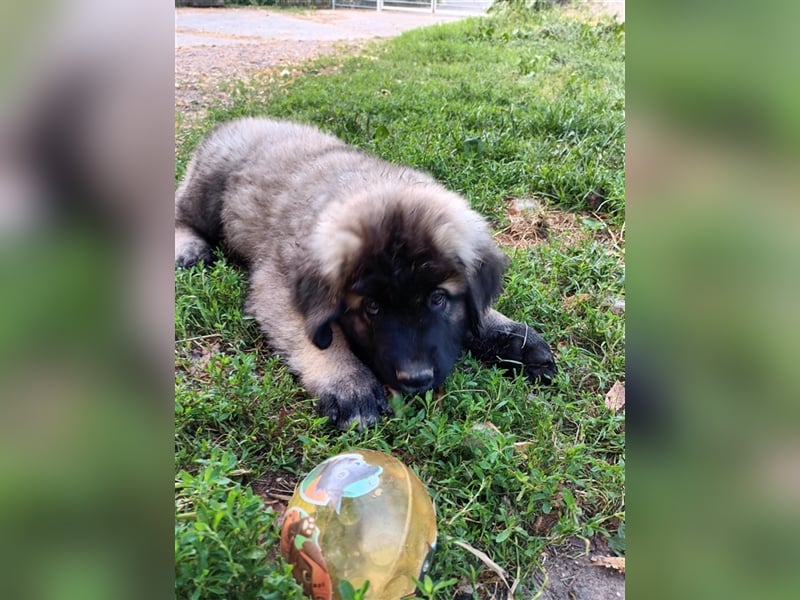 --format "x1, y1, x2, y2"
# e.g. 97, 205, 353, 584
295, 196, 509, 398
339, 270, 469, 394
